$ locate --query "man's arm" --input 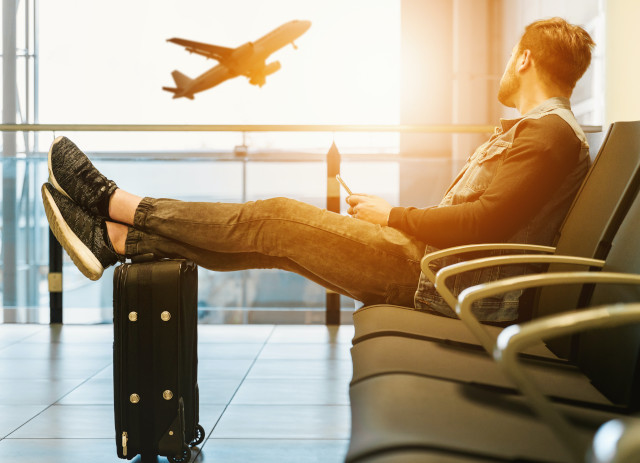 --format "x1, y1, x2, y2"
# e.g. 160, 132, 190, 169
387, 115, 583, 248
